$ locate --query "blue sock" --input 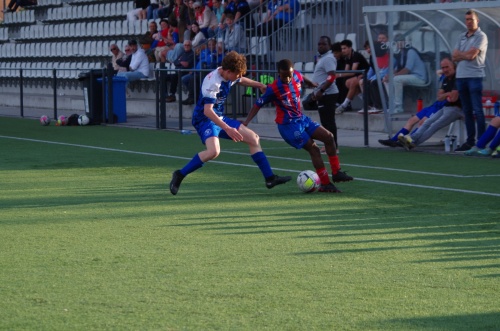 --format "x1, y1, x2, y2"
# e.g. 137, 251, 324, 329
391, 128, 409, 141
488, 130, 500, 150
181, 154, 204, 176
251, 151, 274, 179
477, 126, 498, 149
